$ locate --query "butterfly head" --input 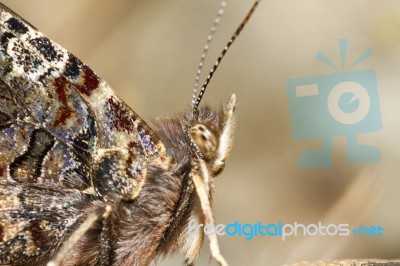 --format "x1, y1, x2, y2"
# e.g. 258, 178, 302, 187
186, 94, 236, 176
154, 1, 259, 263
